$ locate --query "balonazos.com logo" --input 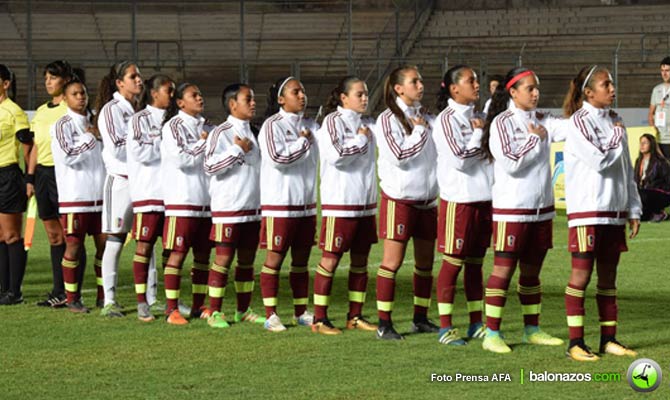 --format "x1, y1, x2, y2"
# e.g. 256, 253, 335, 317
627, 358, 662, 392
